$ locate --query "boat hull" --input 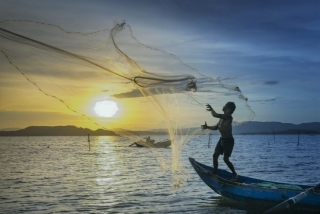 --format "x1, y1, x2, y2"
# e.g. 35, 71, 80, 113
154, 139, 171, 148
189, 157, 320, 210
134, 139, 171, 148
